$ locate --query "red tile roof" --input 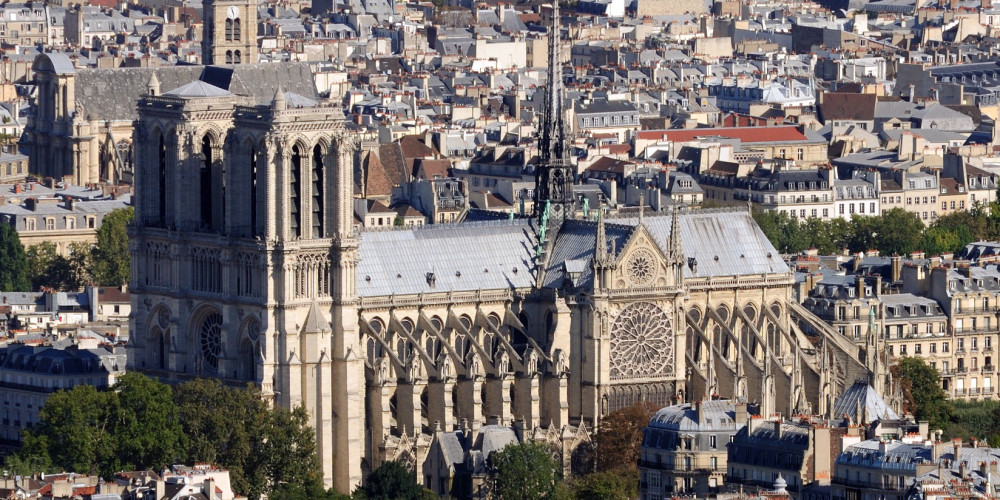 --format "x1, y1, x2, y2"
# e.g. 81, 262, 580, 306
635, 126, 809, 144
